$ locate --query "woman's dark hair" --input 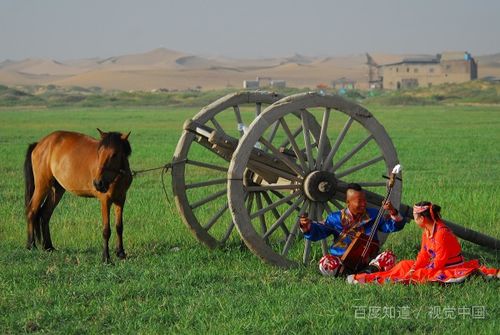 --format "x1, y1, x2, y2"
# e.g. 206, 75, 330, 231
415, 201, 442, 220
